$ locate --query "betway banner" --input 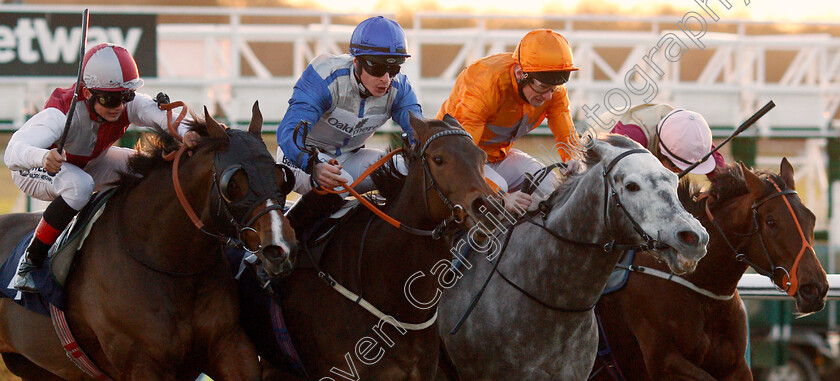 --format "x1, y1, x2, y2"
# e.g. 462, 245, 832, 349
0, 12, 156, 77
